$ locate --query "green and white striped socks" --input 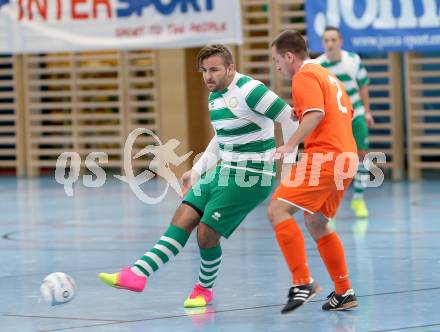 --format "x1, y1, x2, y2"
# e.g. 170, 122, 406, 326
353, 162, 369, 199
198, 244, 222, 289
131, 224, 189, 277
